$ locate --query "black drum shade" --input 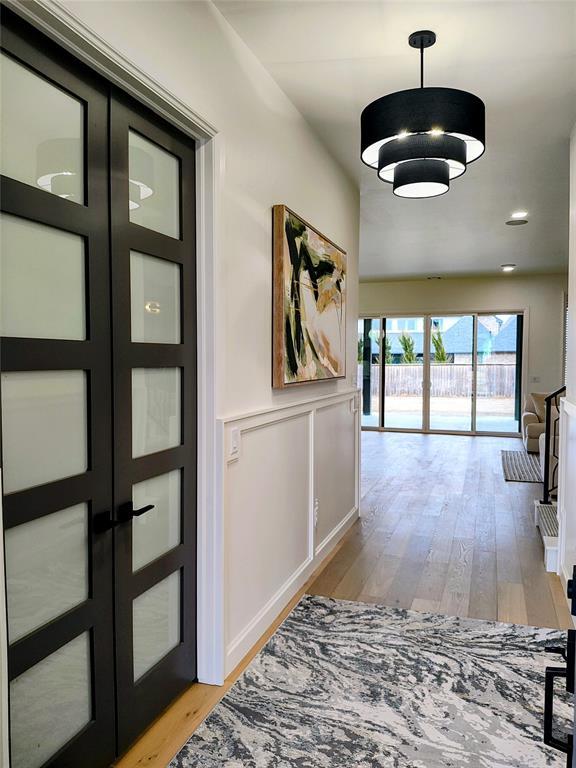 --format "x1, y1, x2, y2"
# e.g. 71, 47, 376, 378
360, 31, 486, 199
378, 132, 467, 183
362, 87, 485, 168
393, 159, 449, 198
